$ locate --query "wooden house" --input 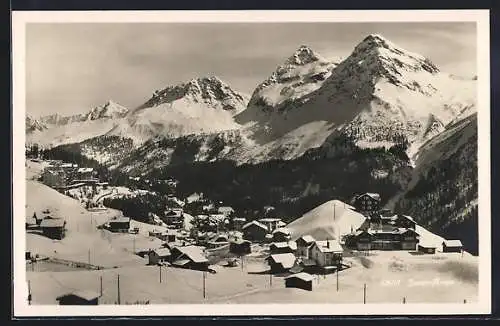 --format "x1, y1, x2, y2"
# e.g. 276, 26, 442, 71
442, 240, 463, 253
352, 193, 381, 214
400, 228, 419, 250
309, 240, 343, 268
242, 220, 268, 242
285, 272, 314, 291
39, 218, 66, 240
258, 218, 283, 233
270, 241, 297, 254
232, 217, 247, 231
272, 227, 291, 242
266, 253, 296, 273
164, 209, 184, 229
148, 248, 171, 265
295, 235, 316, 258
353, 230, 374, 250
394, 214, 417, 230
108, 217, 130, 233
418, 244, 437, 254
170, 245, 209, 271
56, 290, 100, 305
229, 239, 252, 255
